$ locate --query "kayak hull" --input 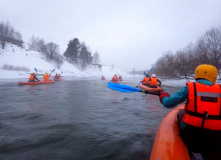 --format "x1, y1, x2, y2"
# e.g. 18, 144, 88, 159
111, 80, 119, 83
19, 81, 54, 85
150, 104, 190, 160
54, 79, 62, 81
139, 84, 163, 92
